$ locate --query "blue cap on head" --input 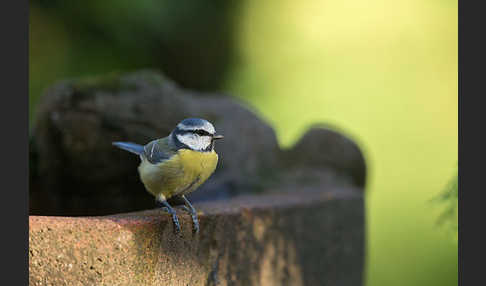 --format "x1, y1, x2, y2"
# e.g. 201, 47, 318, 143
179, 118, 208, 127
176, 118, 216, 134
